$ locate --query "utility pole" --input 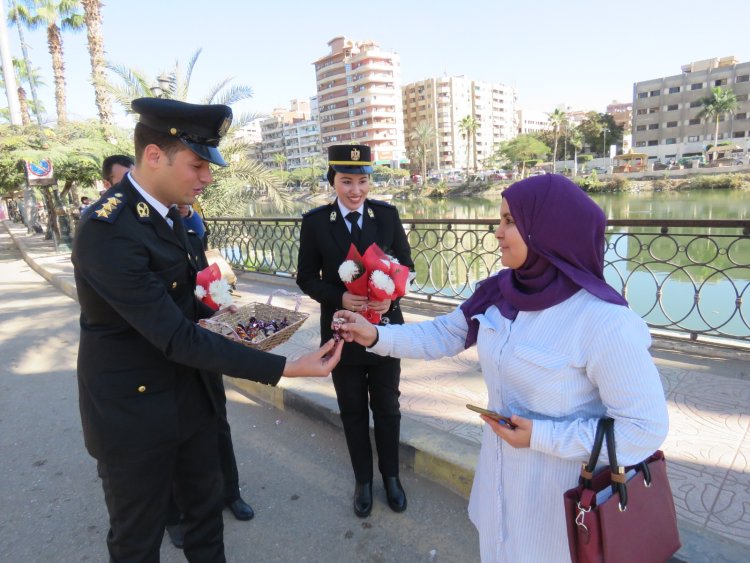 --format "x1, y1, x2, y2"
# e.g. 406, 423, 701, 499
0, 2, 22, 125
